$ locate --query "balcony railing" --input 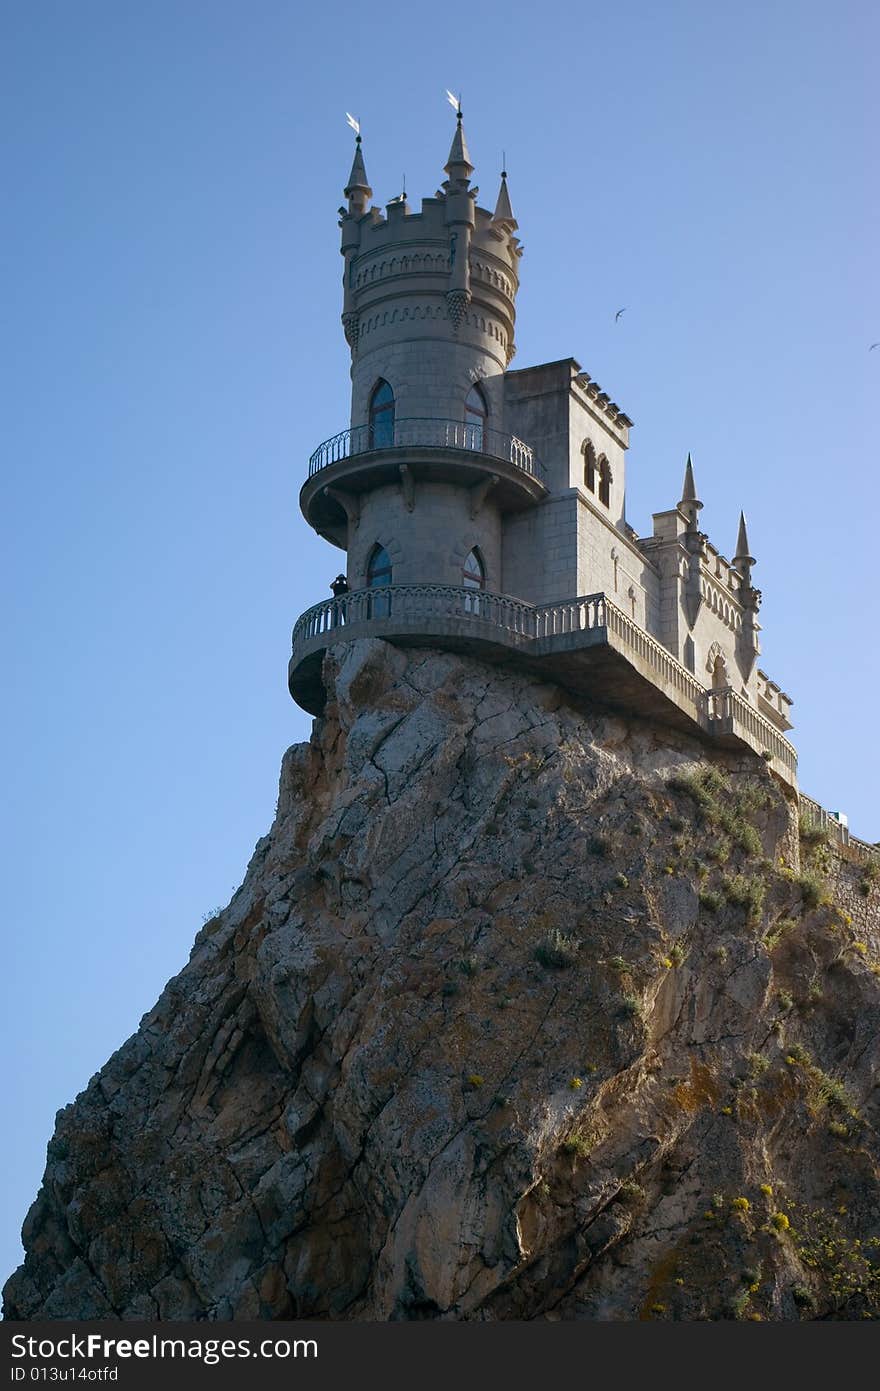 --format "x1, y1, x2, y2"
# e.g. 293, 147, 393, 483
291, 584, 801, 786
307, 418, 542, 479
292, 582, 539, 649
706, 685, 798, 778
799, 795, 879, 864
